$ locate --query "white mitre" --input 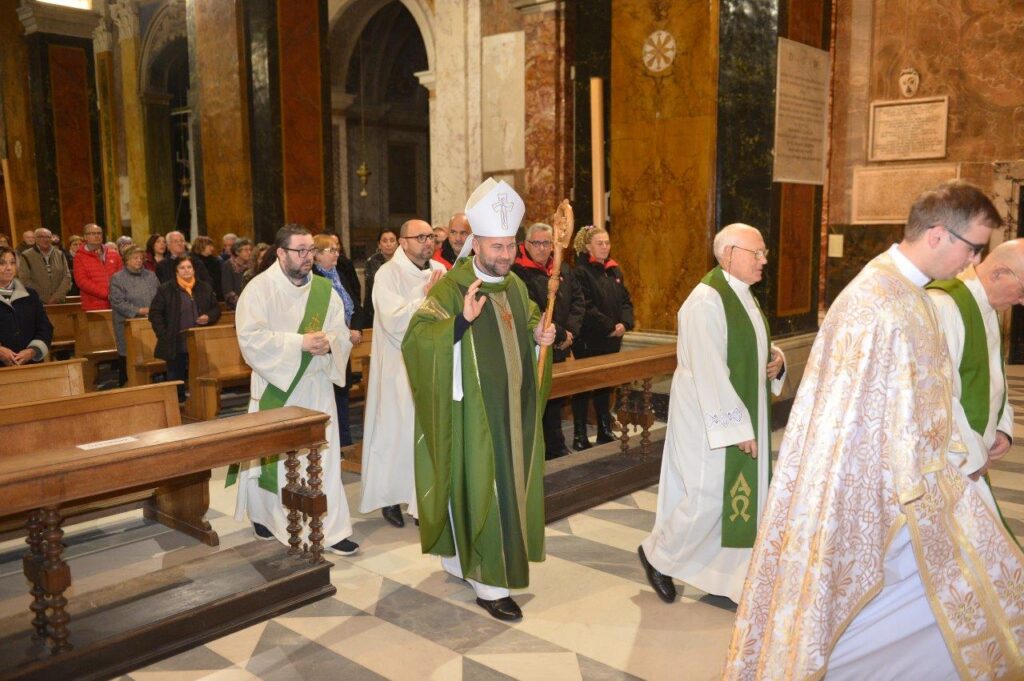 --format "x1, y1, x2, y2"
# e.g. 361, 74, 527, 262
458, 178, 526, 260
